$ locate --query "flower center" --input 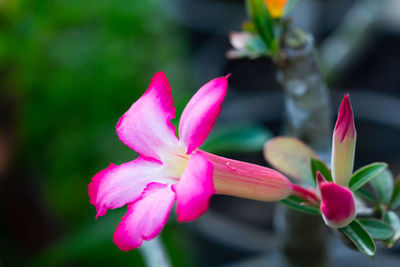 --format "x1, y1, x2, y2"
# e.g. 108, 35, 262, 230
160, 145, 190, 183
